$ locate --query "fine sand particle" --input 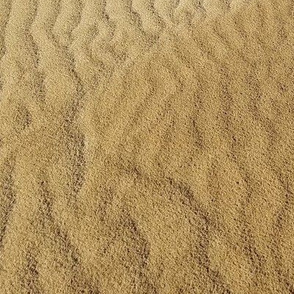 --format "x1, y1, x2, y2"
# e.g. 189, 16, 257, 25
0, 0, 294, 293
